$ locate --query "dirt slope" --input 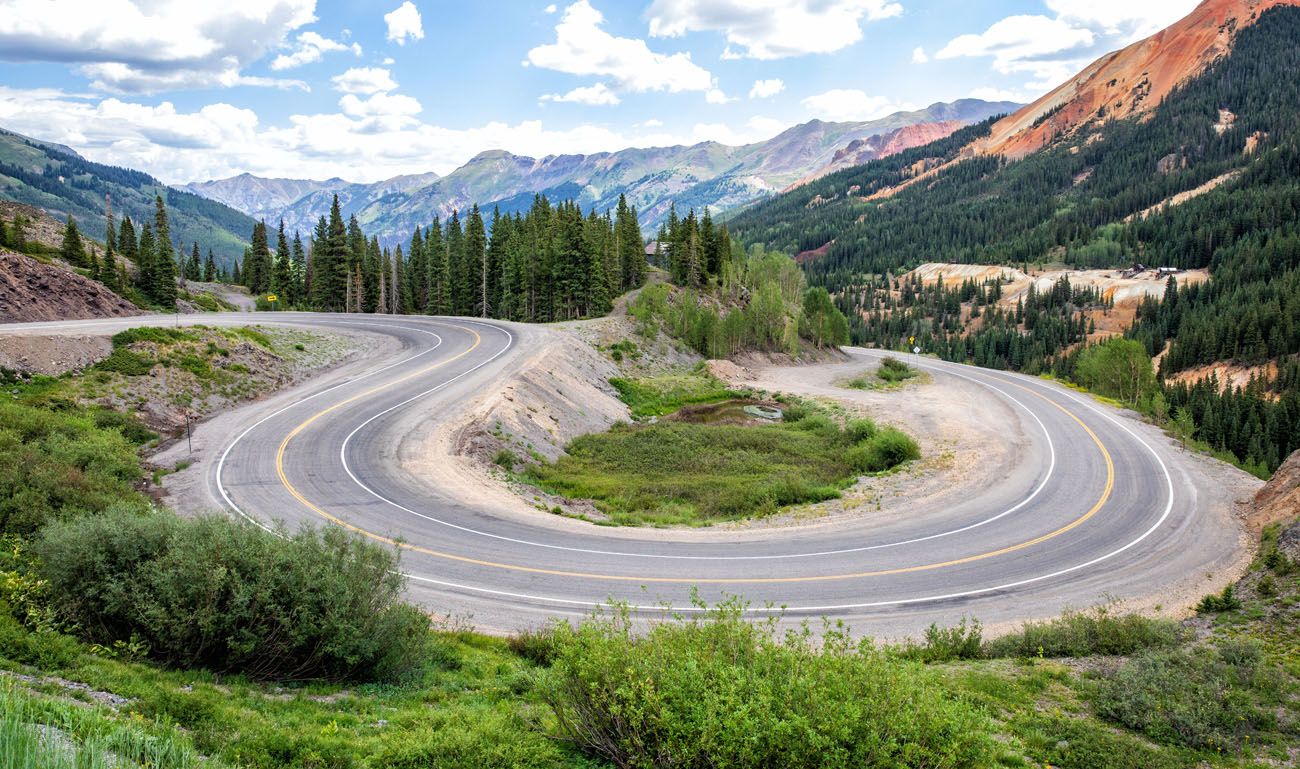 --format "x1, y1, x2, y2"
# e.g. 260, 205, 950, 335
1249, 449, 1300, 531
0, 249, 142, 323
